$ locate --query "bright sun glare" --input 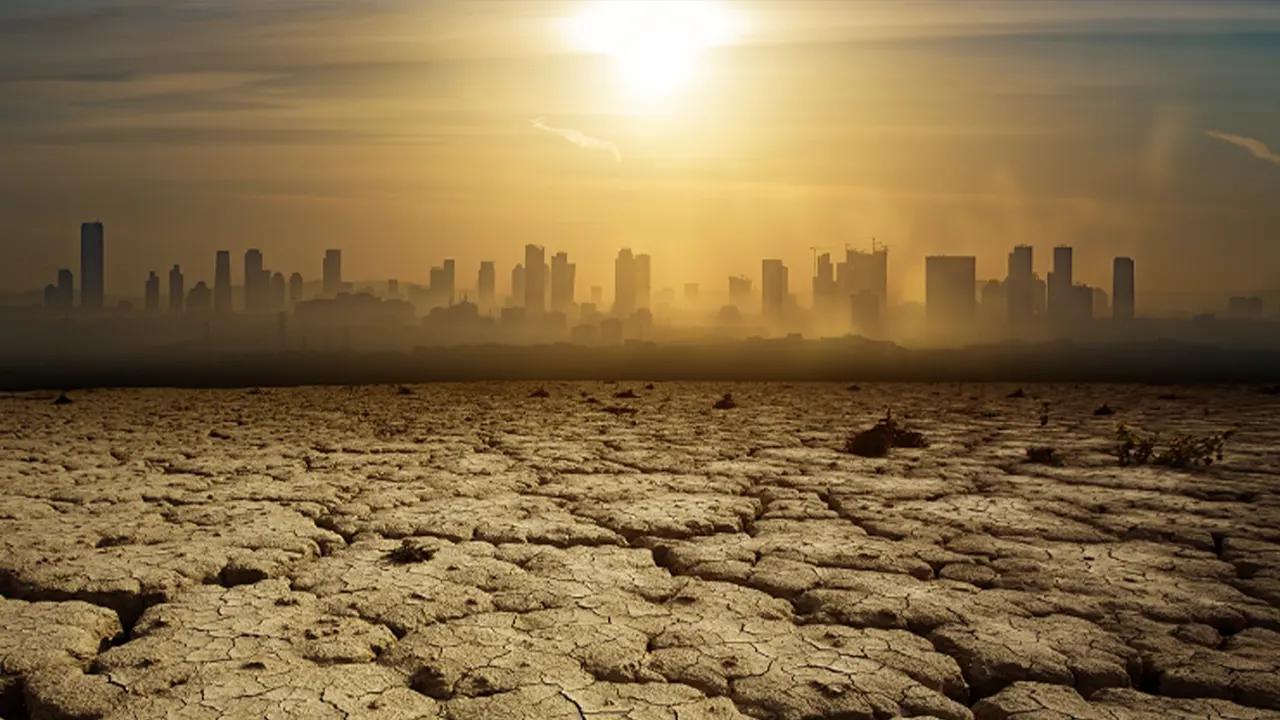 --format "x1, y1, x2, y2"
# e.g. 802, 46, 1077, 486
564, 1, 736, 109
